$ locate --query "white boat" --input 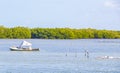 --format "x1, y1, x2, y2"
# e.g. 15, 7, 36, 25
96, 56, 120, 60
10, 41, 39, 51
